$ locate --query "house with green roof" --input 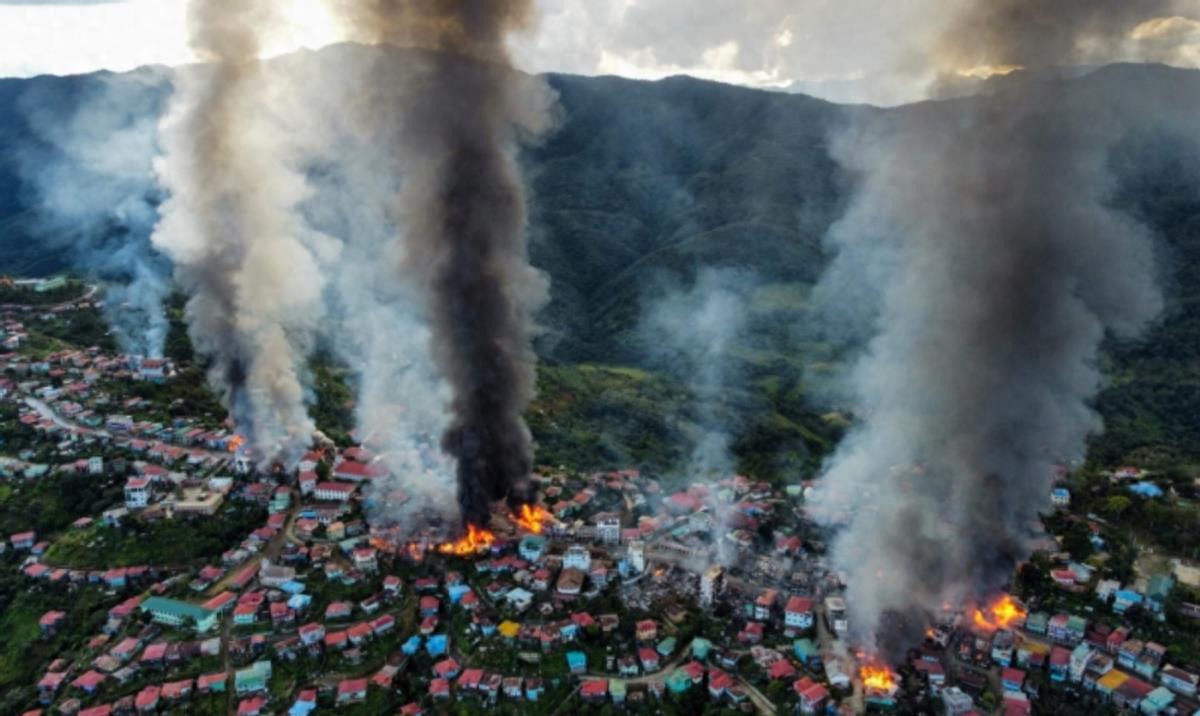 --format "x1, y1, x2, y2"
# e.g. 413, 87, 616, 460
665, 668, 693, 694
140, 596, 217, 632
235, 661, 272, 695
1147, 575, 1175, 613
657, 636, 677, 657
1141, 686, 1175, 715
610, 678, 627, 704
691, 637, 712, 661
793, 638, 820, 666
